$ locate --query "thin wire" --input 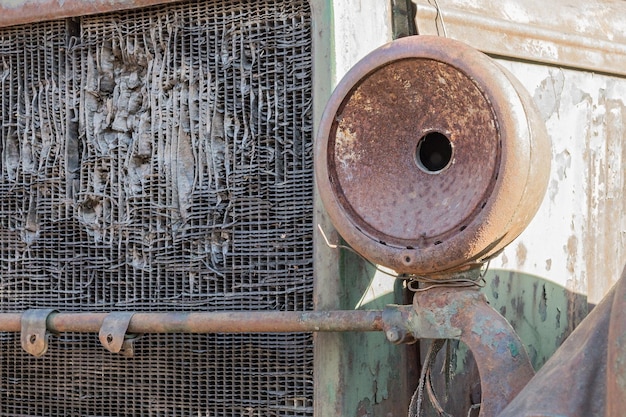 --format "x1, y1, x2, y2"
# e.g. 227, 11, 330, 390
409, 339, 443, 417
317, 224, 401, 278
426, 363, 454, 417
407, 276, 485, 293
430, 0, 449, 37
316, 224, 488, 292
409, 339, 479, 417
408, 261, 491, 292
